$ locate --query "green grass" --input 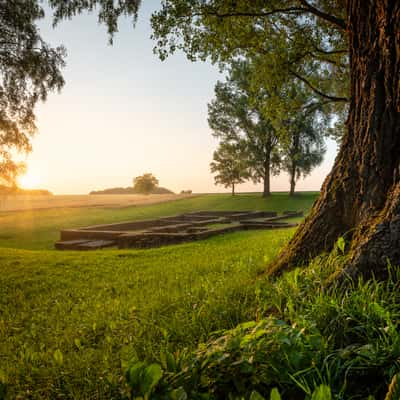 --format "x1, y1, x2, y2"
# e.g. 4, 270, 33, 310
0, 230, 292, 399
0, 192, 317, 250
149, 253, 400, 400
0, 192, 318, 399
2, 192, 397, 399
